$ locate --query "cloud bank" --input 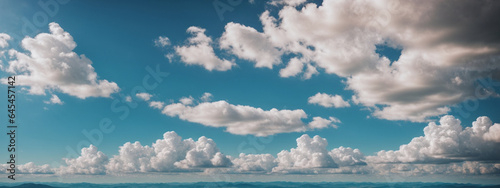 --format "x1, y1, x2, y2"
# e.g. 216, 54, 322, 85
4, 115, 500, 176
